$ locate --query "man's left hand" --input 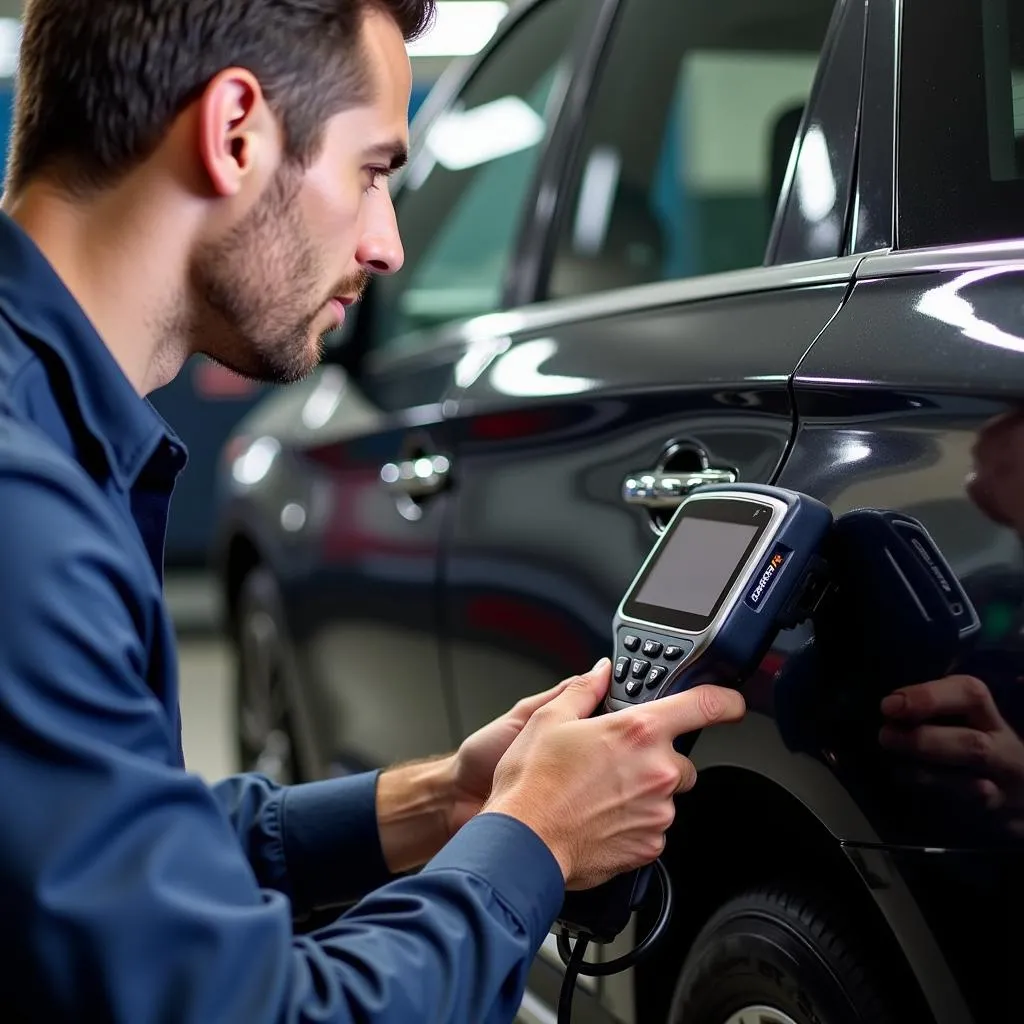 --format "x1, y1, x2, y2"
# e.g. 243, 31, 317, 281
446, 672, 590, 837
